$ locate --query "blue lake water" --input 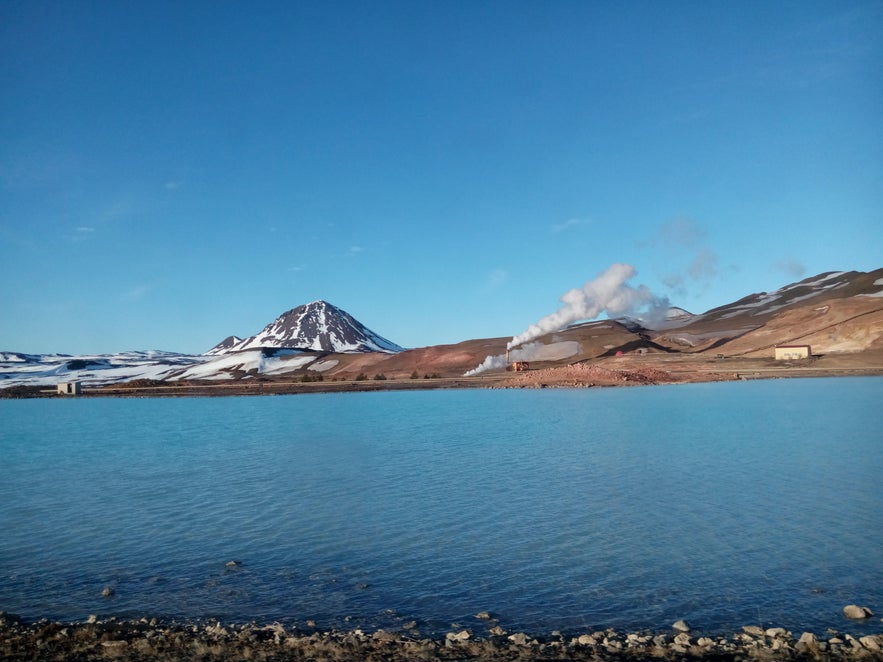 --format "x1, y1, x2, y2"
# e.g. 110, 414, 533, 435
1, 377, 881, 636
